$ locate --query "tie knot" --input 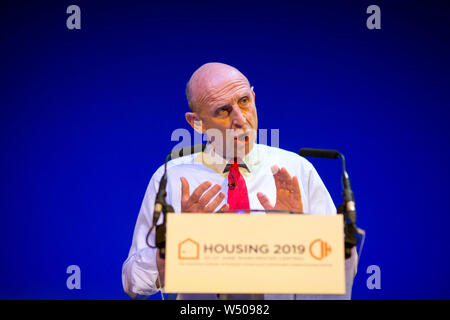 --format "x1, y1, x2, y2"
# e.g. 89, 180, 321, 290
223, 161, 250, 173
